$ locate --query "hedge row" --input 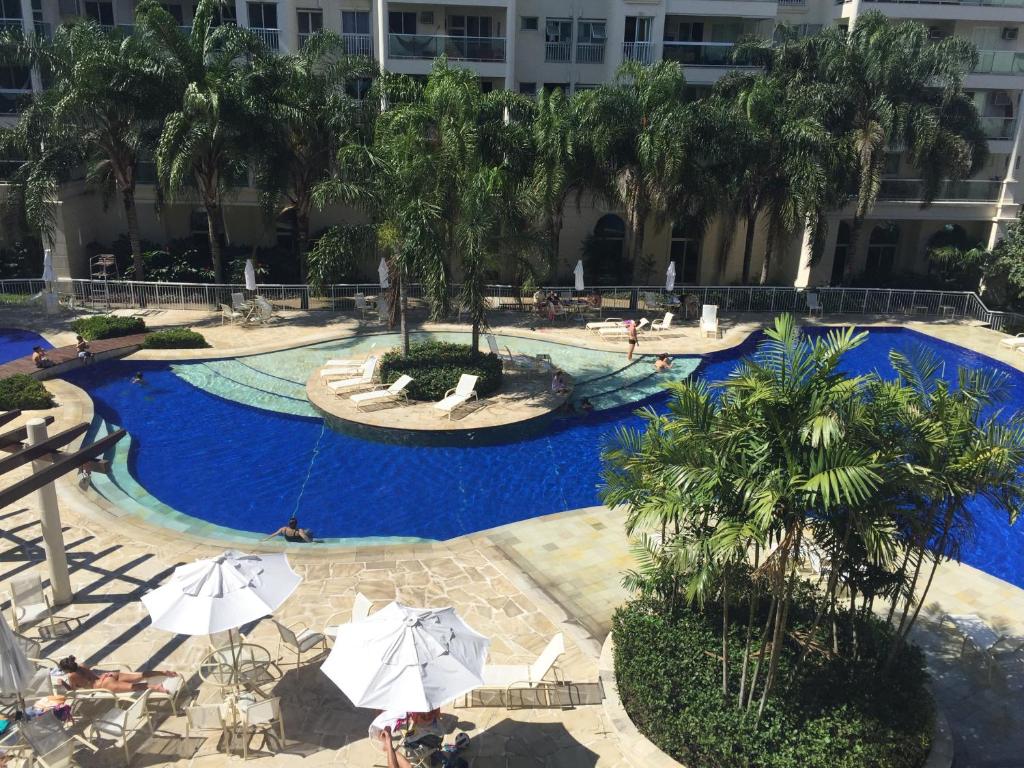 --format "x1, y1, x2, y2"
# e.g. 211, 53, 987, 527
379, 341, 503, 401
0, 374, 55, 410
71, 315, 146, 340
141, 328, 209, 349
